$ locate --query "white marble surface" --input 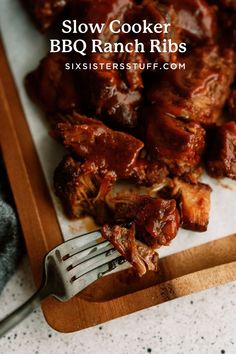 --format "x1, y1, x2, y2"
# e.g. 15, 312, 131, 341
0, 256, 235, 354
